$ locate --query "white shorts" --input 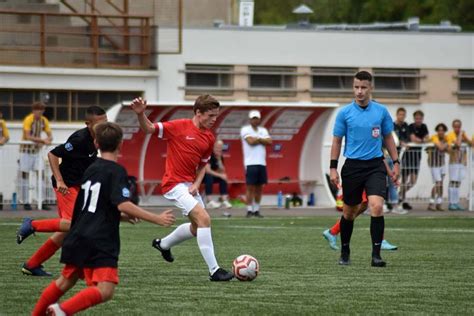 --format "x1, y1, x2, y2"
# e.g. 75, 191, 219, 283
449, 164, 466, 182
19, 152, 40, 172
430, 166, 446, 182
163, 182, 204, 216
